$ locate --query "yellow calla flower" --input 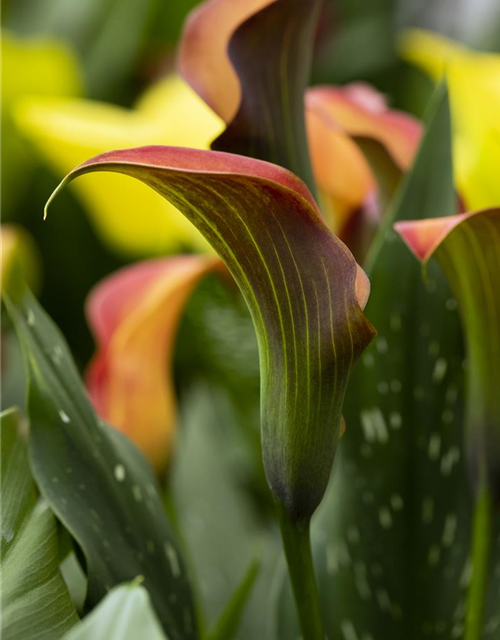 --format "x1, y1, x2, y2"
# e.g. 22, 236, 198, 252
1, 224, 42, 294
400, 29, 500, 209
1, 30, 82, 216
14, 76, 224, 257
